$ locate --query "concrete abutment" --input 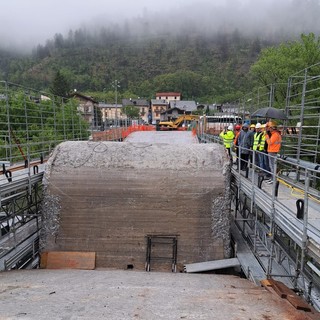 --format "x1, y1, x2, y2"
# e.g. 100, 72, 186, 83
41, 135, 232, 271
